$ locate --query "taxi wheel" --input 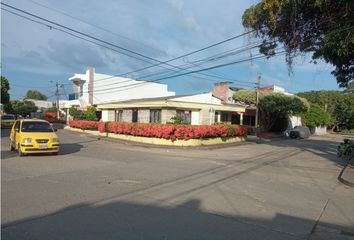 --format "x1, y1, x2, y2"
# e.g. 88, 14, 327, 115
18, 144, 25, 157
